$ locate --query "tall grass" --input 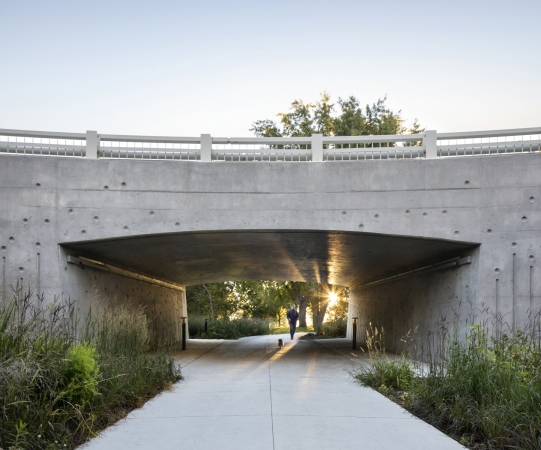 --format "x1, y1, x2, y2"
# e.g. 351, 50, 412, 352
189, 316, 271, 339
354, 318, 541, 449
0, 288, 181, 450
